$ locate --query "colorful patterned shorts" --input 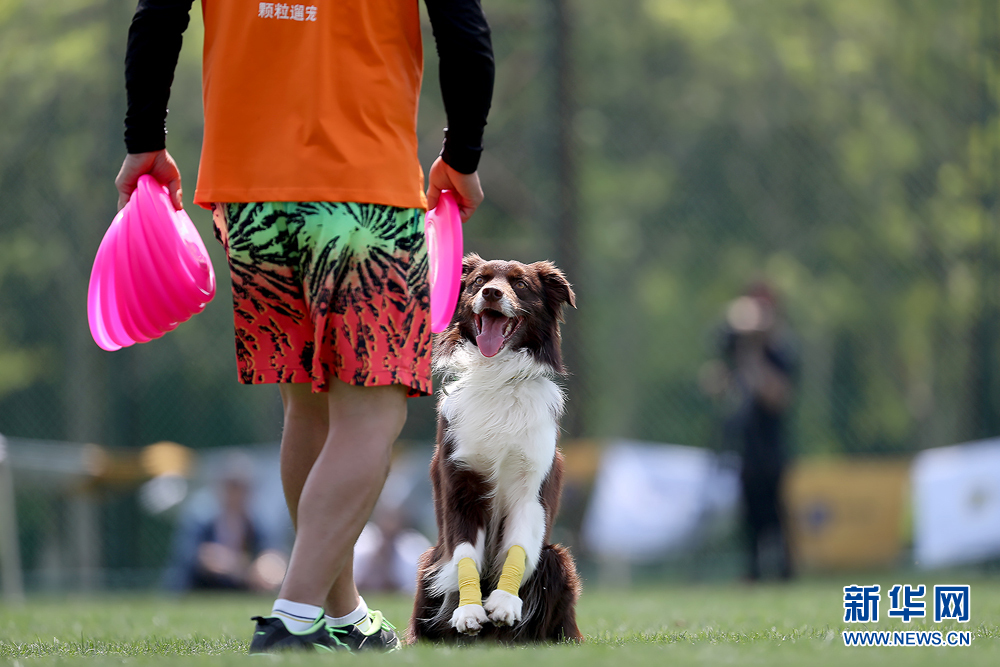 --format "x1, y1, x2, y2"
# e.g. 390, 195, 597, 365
212, 202, 431, 397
